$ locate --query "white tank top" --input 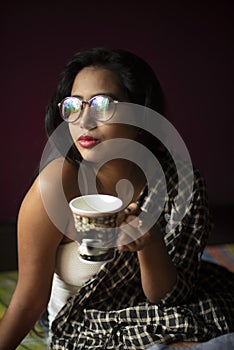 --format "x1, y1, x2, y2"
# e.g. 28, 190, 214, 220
47, 241, 107, 328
